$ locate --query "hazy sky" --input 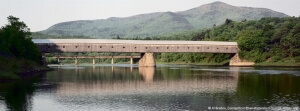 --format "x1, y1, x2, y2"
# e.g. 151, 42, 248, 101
1, 0, 300, 31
